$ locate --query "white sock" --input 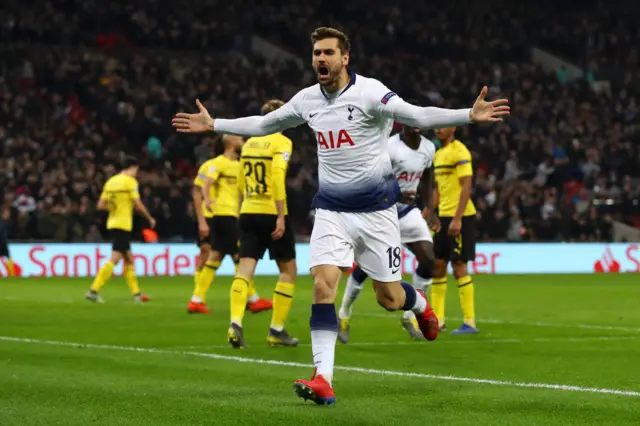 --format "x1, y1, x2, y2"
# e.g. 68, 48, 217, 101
190, 295, 203, 303
413, 270, 432, 293
311, 330, 337, 386
247, 293, 259, 303
338, 275, 365, 319
410, 289, 427, 315
402, 310, 415, 320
